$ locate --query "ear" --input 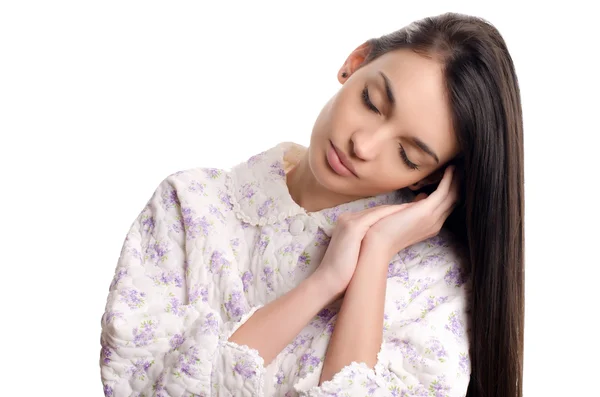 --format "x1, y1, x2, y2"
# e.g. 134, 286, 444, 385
407, 168, 445, 191
338, 41, 372, 84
